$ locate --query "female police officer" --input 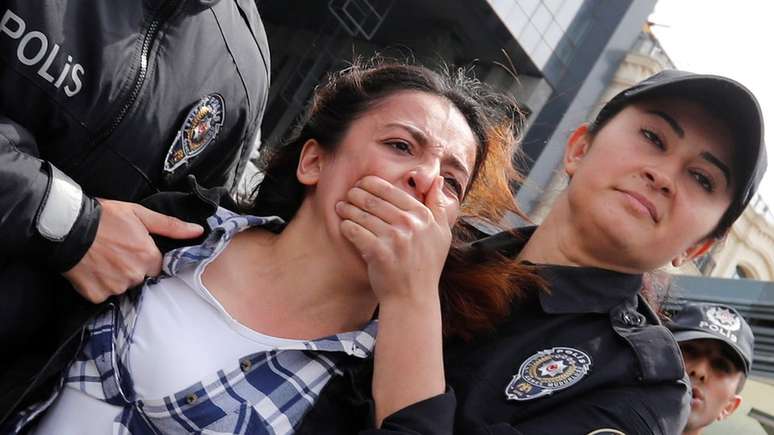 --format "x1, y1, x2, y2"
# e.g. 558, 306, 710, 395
443, 70, 767, 435
295, 70, 768, 435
